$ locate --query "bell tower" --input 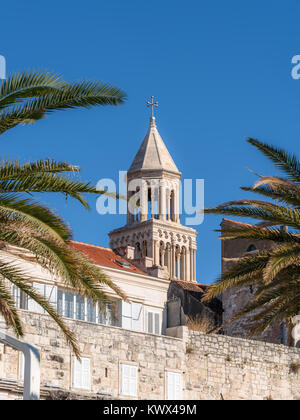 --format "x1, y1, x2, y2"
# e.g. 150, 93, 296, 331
109, 98, 197, 281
